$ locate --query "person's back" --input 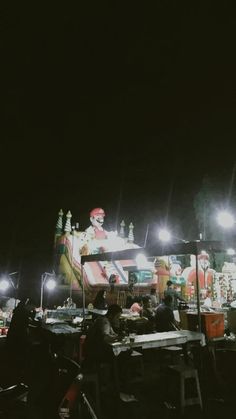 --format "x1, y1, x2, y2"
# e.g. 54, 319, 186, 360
93, 289, 108, 310
84, 304, 121, 366
155, 295, 177, 332
6, 299, 40, 381
142, 296, 156, 332
164, 280, 182, 310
